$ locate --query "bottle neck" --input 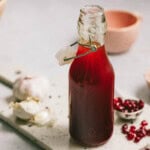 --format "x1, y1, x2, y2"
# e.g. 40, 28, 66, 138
78, 5, 107, 48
